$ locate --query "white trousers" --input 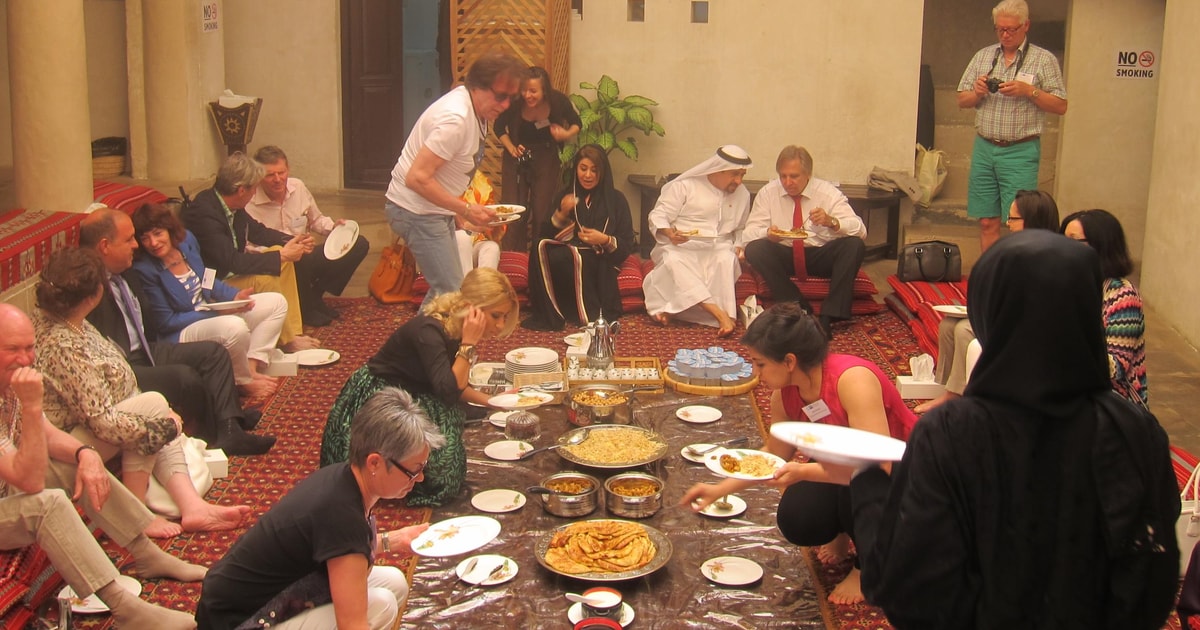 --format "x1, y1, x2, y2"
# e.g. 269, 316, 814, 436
179, 292, 287, 384
455, 230, 500, 272
272, 565, 409, 630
